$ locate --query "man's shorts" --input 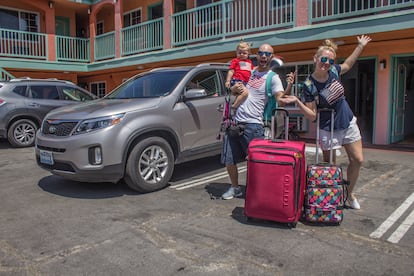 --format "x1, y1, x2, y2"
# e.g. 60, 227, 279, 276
221, 123, 264, 165
320, 116, 361, 150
